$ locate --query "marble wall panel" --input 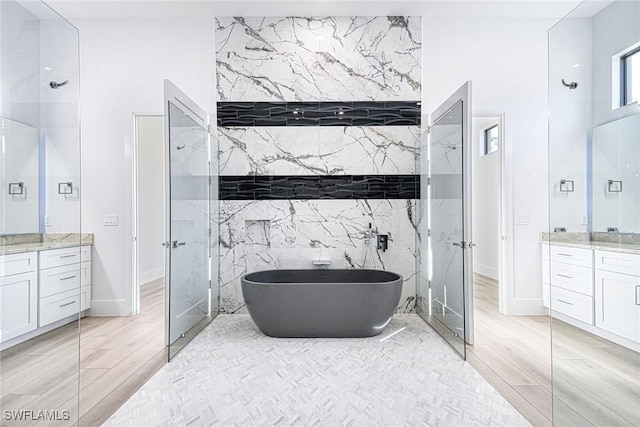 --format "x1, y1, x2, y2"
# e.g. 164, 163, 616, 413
215, 15, 421, 315
216, 16, 421, 102
219, 199, 417, 314
219, 126, 419, 175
